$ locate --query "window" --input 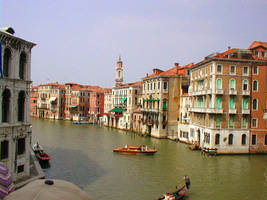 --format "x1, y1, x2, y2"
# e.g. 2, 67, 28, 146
262, 52, 266, 58
215, 134, 220, 145
242, 117, 248, 128
242, 134, 247, 145
0, 140, 9, 159
163, 81, 168, 90
216, 117, 221, 128
216, 78, 222, 89
163, 101, 167, 110
253, 80, 258, 91
216, 97, 222, 109
2, 89, 11, 123
252, 99, 258, 110
154, 82, 156, 90
243, 66, 248, 75
18, 91, 25, 122
265, 135, 267, 145
253, 66, 258, 75
17, 165, 24, 173
230, 65, 236, 74
17, 138, 25, 155
229, 97, 235, 109
252, 134, 257, 145
252, 118, 257, 128
3, 48, 11, 77
217, 64, 222, 73
254, 51, 259, 56
19, 52, 27, 79
158, 82, 160, 90
243, 97, 248, 110
243, 80, 248, 90
229, 79, 235, 90
228, 134, 234, 145
229, 116, 234, 128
